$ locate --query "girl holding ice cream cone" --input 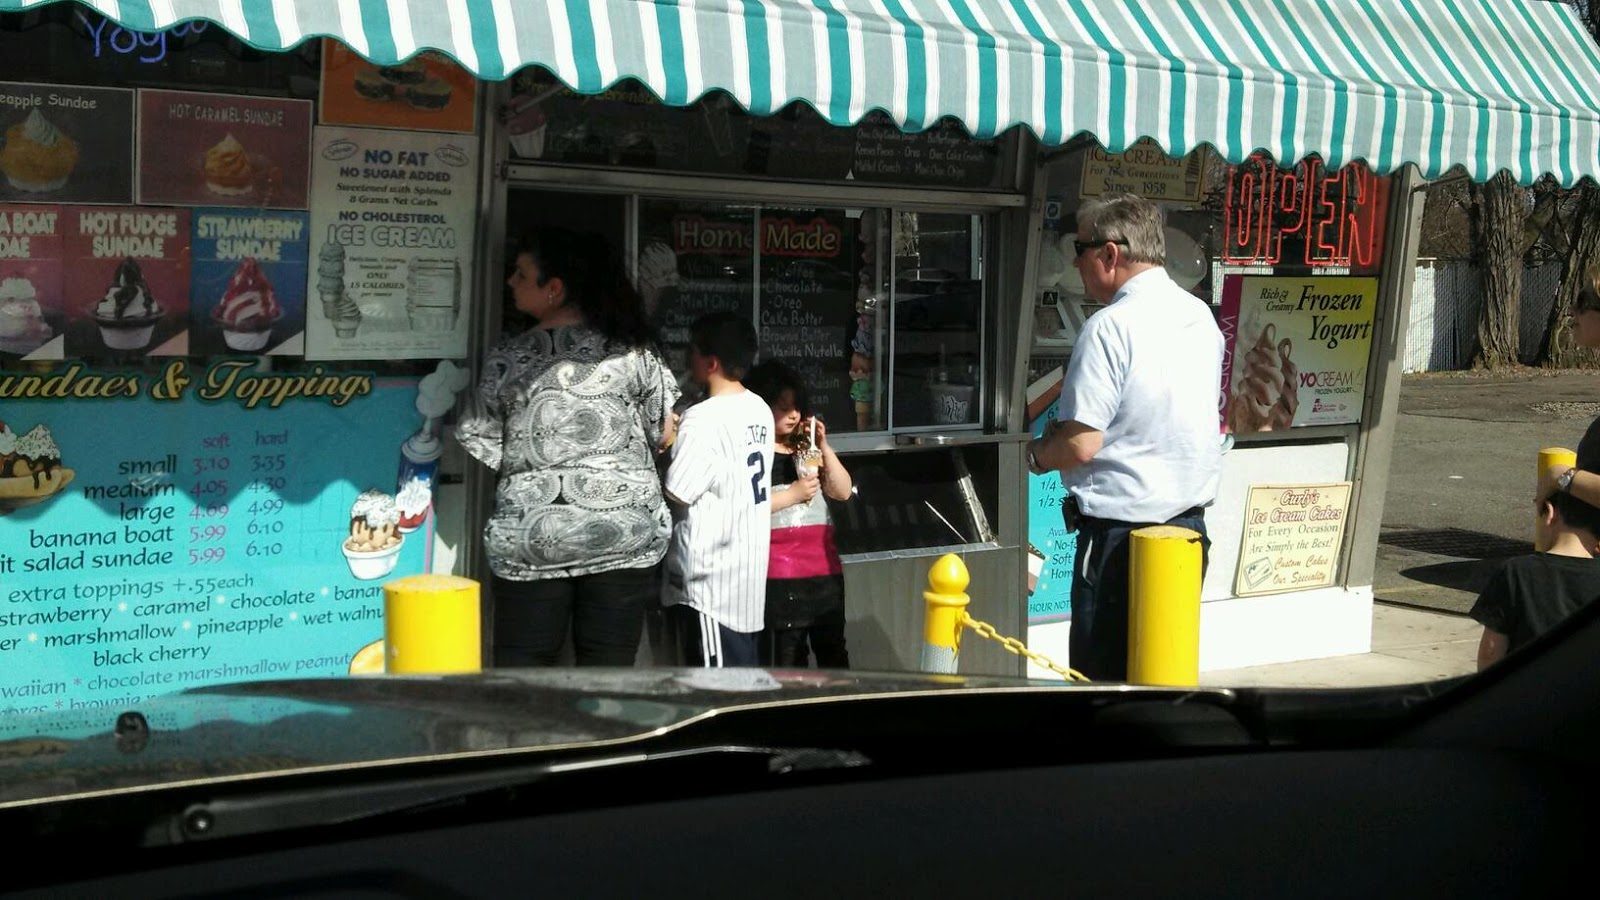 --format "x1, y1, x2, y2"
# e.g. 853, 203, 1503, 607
745, 361, 854, 669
